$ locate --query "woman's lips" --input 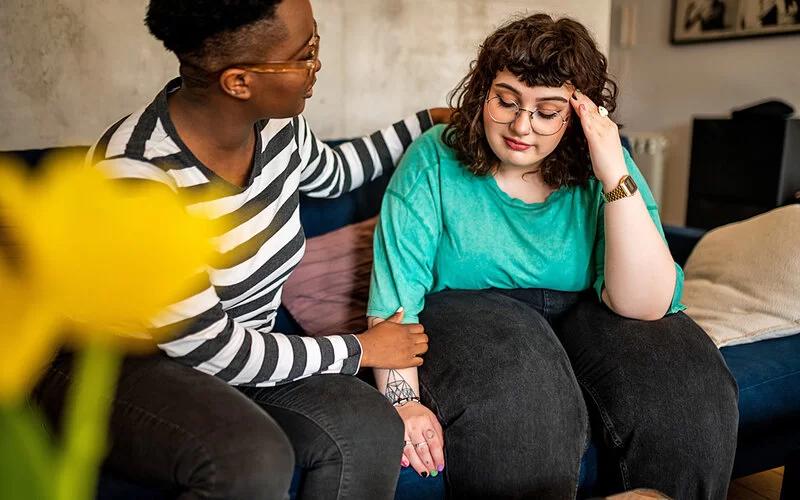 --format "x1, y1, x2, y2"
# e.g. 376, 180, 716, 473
503, 137, 532, 151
